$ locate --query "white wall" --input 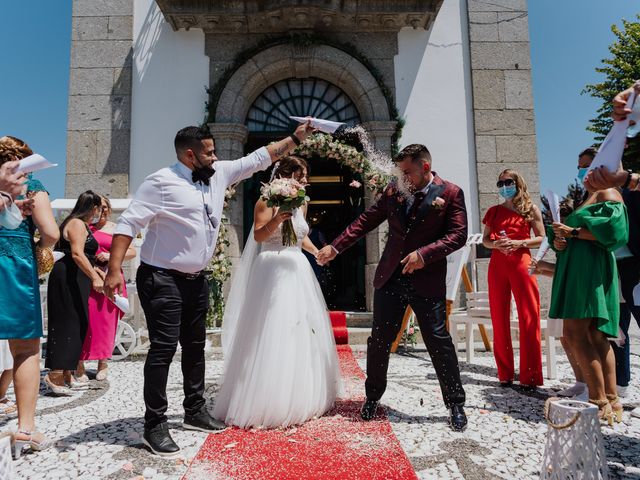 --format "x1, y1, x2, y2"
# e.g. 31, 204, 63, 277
130, 0, 209, 192
395, 0, 479, 232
